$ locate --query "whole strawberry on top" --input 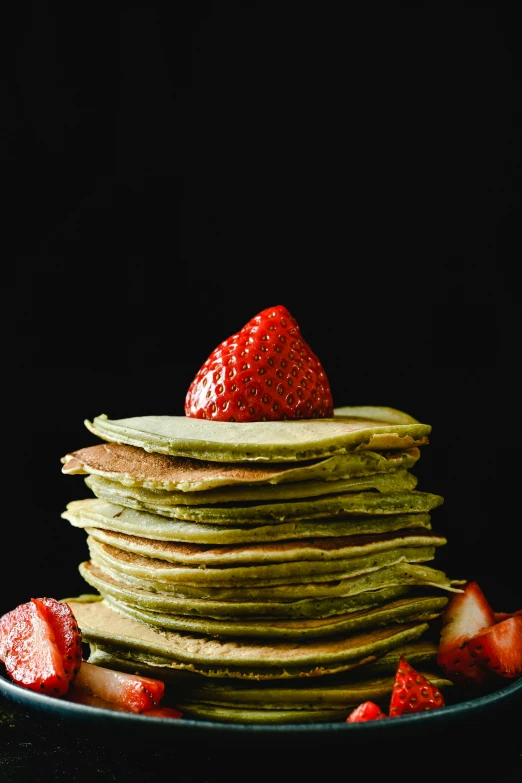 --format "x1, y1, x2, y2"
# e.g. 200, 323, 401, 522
185, 305, 334, 422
